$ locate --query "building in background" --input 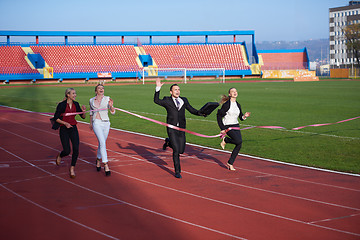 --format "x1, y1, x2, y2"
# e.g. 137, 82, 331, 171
329, 1, 360, 69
